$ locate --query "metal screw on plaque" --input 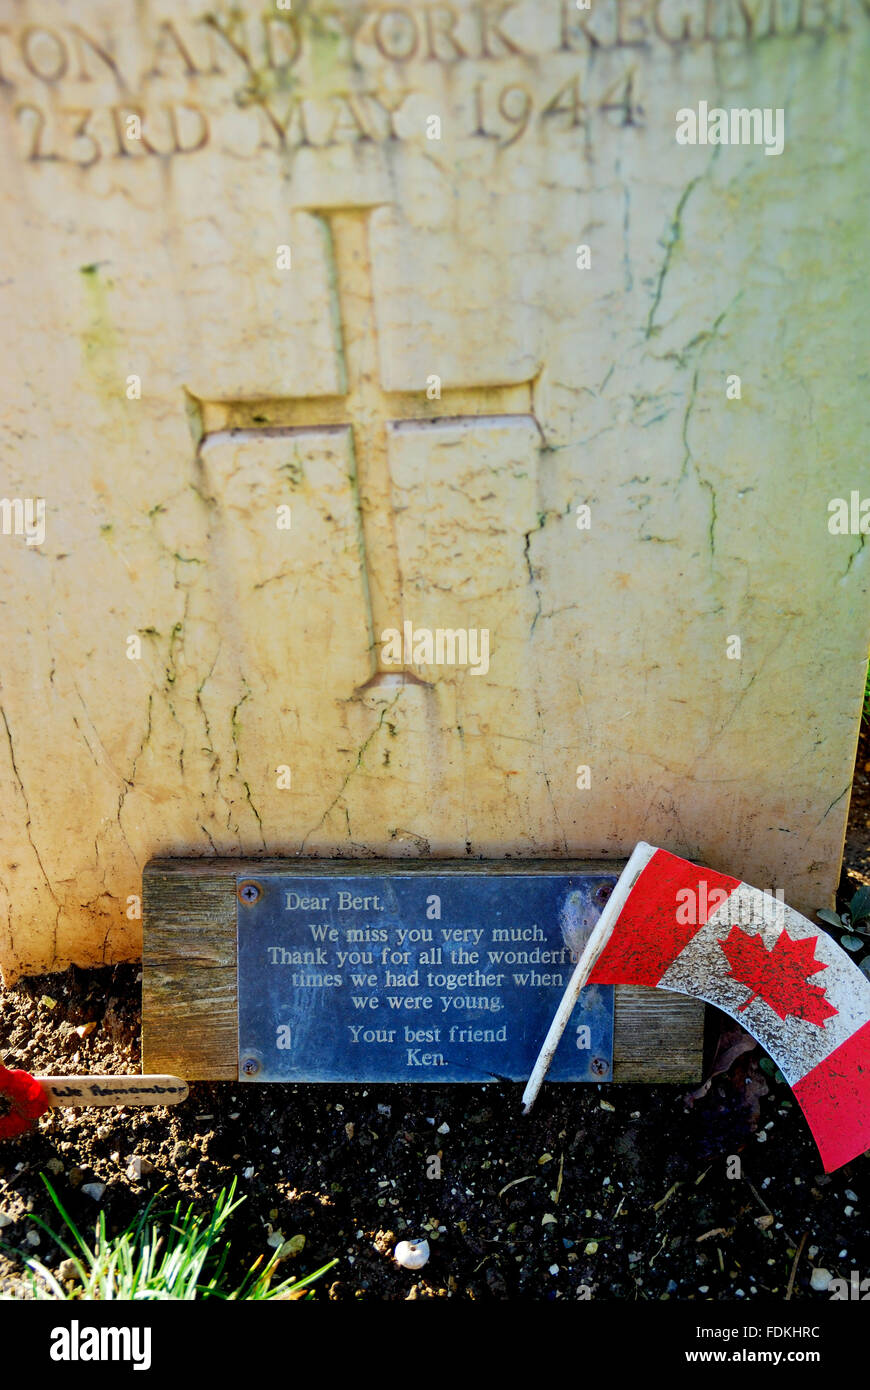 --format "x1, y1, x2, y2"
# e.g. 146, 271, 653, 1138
241, 1055, 261, 1077
238, 880, 261, 905
591, 1057, 608, 1077
595, 881, 616, 907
